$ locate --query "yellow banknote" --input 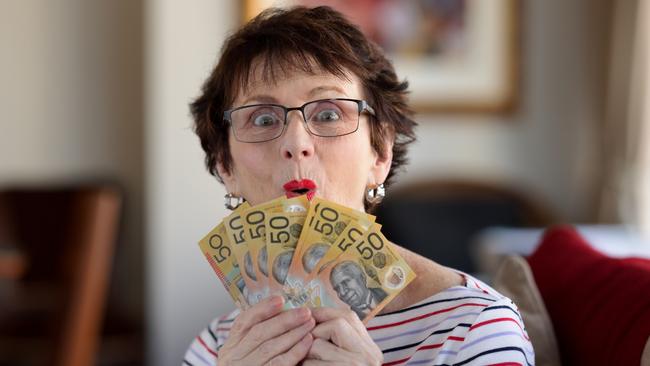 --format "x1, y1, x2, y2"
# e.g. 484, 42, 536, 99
283, 197, 375, 308
240, 195, 309, 301
310, 220, 378, 280
315, 225, 416, 324
265, 210, 306, 295
201, 195, 414, 322
199, 222, 248, 309
224, 202, 267, 305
